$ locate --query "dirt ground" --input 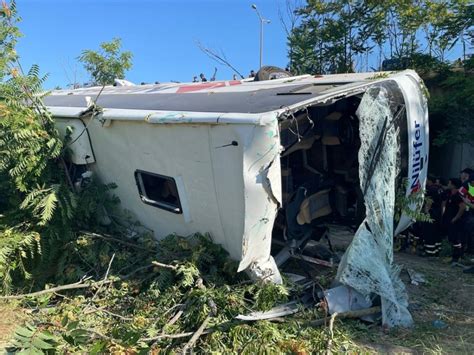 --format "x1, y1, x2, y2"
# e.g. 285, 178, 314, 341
352, 252, 474, 354
330, 224, 474, 354
0, 301, 25, 350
